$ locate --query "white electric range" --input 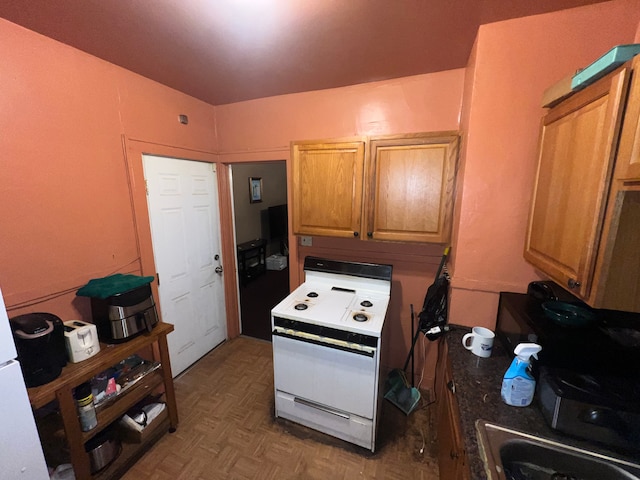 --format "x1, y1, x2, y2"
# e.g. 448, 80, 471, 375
271, 256, 392, 452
